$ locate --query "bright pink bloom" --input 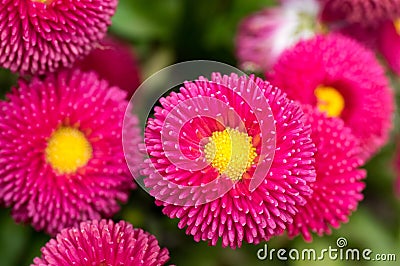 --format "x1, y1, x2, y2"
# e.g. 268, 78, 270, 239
0, 70, 140, 235
321, 0, 400, 27
0, 0, 117, 75
235, 0, 322, 72
287, 106, 366, 241
32, 219, 170, 266
75, 36, 141, 98
319, 0, 400, 50
320, 0, 400, 76
378, 20, 400, 75
268, 34, 394, 160
143, 73, 316, 248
